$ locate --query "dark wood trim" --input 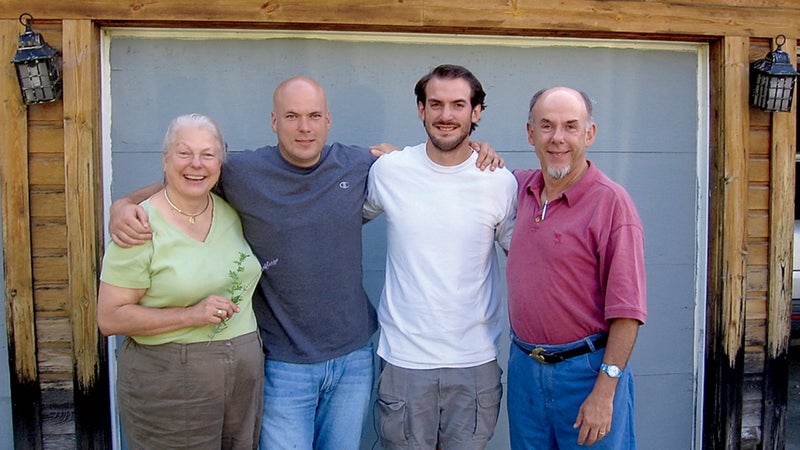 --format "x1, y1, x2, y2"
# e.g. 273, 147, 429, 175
8, 377, 43, 449
762, 354, 789, 450
762, 36, 797, 450
62, 19, 112, 448
1, 0, 798, 38
704, 35, 750, 450
0, 19, 44, 450
73, 355, 111, 449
